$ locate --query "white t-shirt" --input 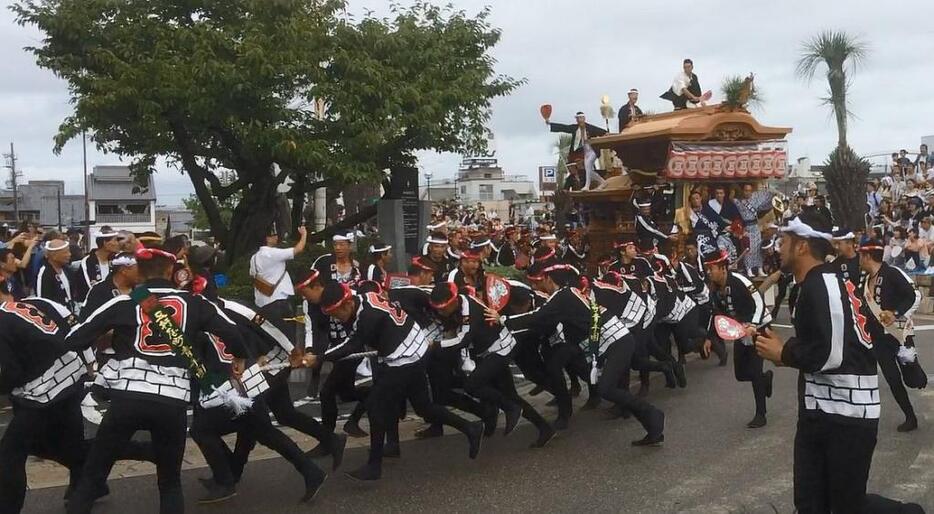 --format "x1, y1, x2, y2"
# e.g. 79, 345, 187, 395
250, 246, 295, 307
